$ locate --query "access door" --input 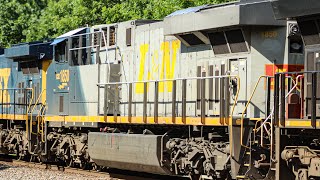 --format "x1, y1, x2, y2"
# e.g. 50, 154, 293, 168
229, 58, 247, 115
